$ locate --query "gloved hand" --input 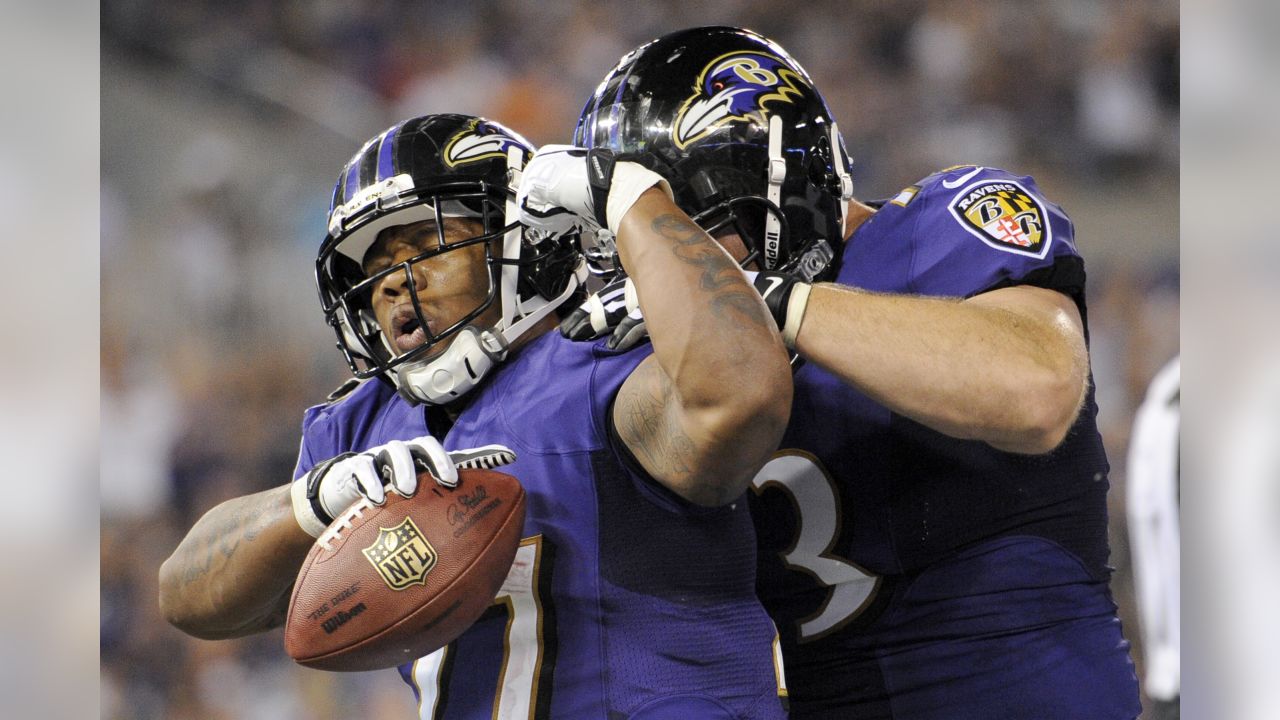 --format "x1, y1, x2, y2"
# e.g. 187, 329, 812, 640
744, 269, 813, 348
559, 275, 648, 350
517, 145, 672, 241
560, 270, 813, 351
291, 436, 517, 538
